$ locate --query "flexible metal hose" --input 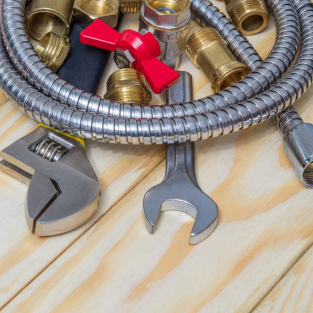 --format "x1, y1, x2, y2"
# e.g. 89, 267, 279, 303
0, 0, 299, 120
0, 0, 311, 144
